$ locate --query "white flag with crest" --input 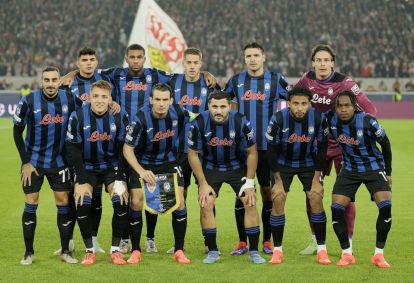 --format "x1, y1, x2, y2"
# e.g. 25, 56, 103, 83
125, 0, 187, 73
